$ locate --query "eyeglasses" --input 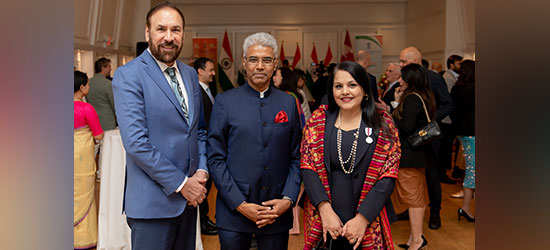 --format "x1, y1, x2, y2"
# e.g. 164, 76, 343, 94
245, 56, 275, 65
